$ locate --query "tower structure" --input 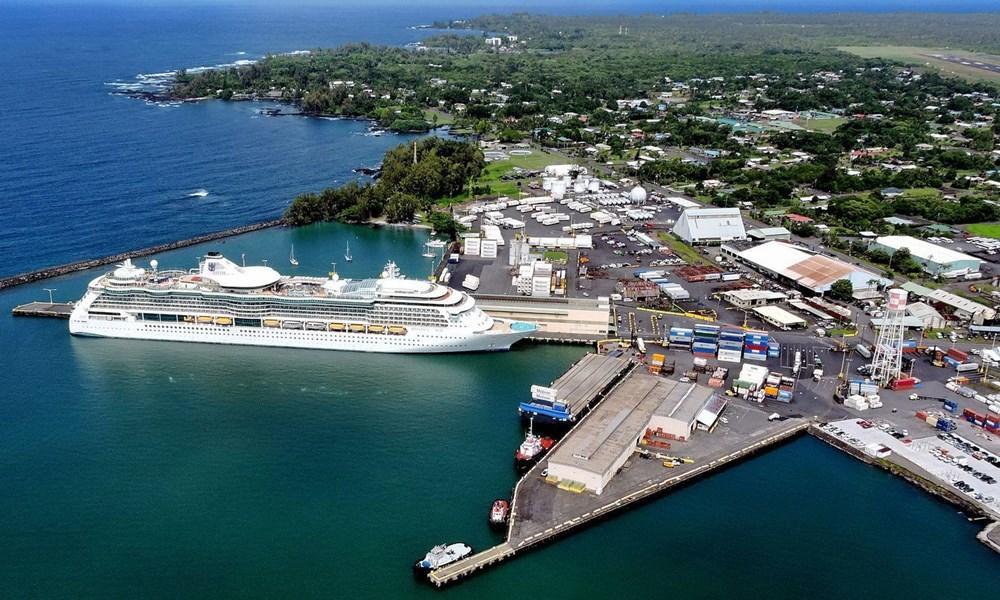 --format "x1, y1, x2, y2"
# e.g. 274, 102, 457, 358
868, 288, 907, 387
